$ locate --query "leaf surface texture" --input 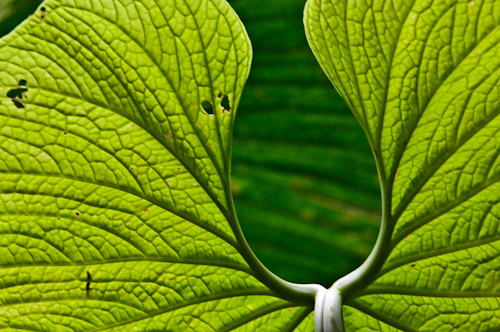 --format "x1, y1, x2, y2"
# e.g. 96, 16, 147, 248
305, 0, 500, 330
0, 0, 316, 330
